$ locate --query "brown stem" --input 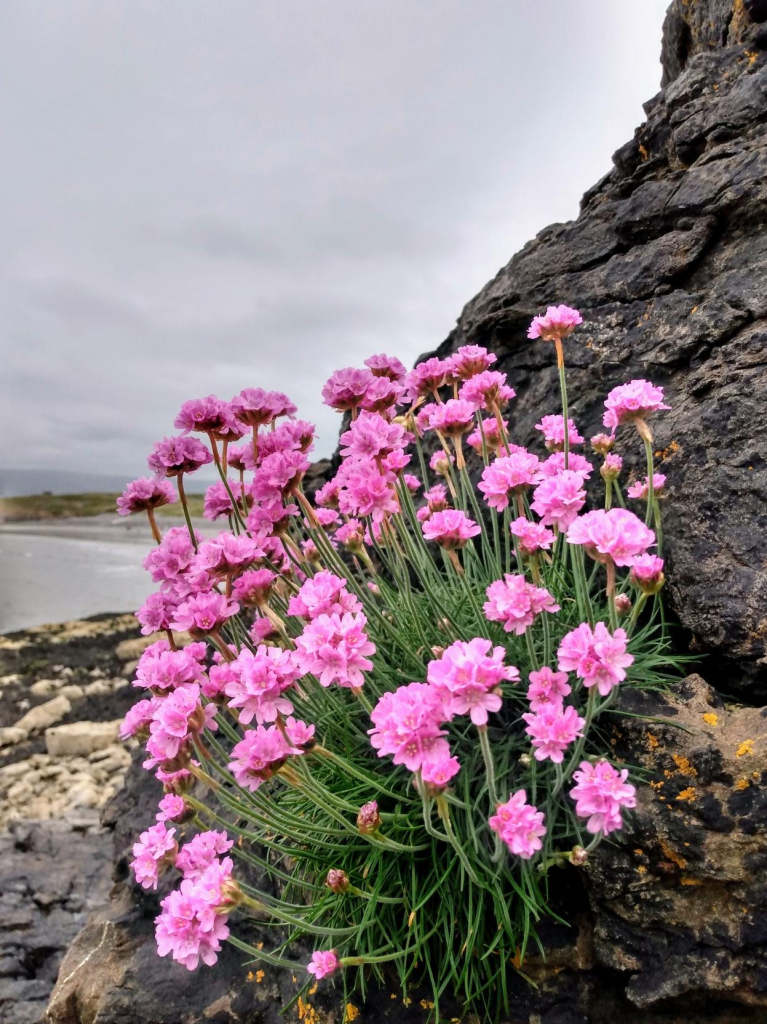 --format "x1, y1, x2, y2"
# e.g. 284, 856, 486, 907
146, 506, 162, 545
